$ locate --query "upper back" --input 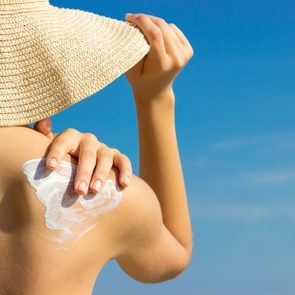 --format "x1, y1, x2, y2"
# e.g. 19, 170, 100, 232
0, 126, 189, 294
0, 126, 130, 294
